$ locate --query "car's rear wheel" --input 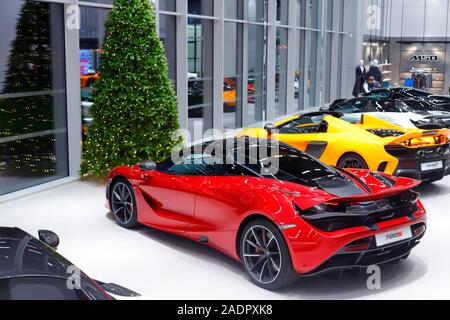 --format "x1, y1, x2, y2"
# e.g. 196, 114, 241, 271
337, 153, 369, 169
240, 219, 298, 290
110, 179, 138, 229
